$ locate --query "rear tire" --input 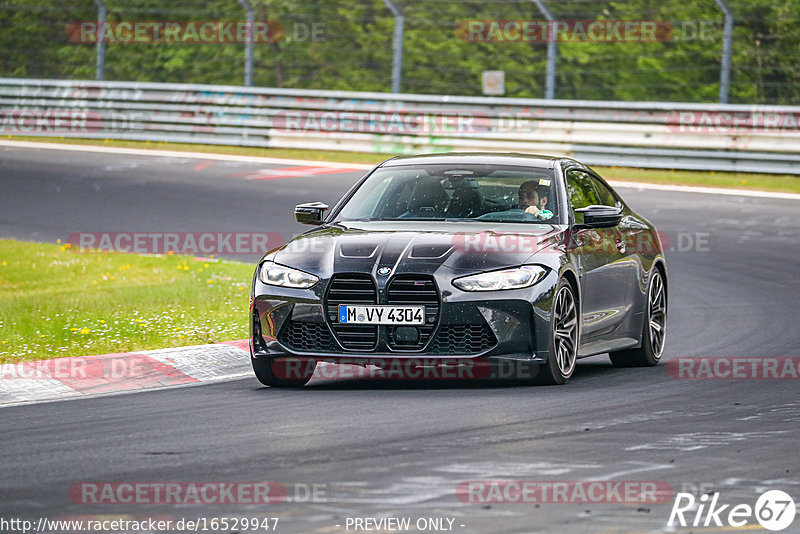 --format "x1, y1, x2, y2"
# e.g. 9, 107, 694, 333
536, 279, 579, 385
252, 357, 316, 387
609, 268, 666, 368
